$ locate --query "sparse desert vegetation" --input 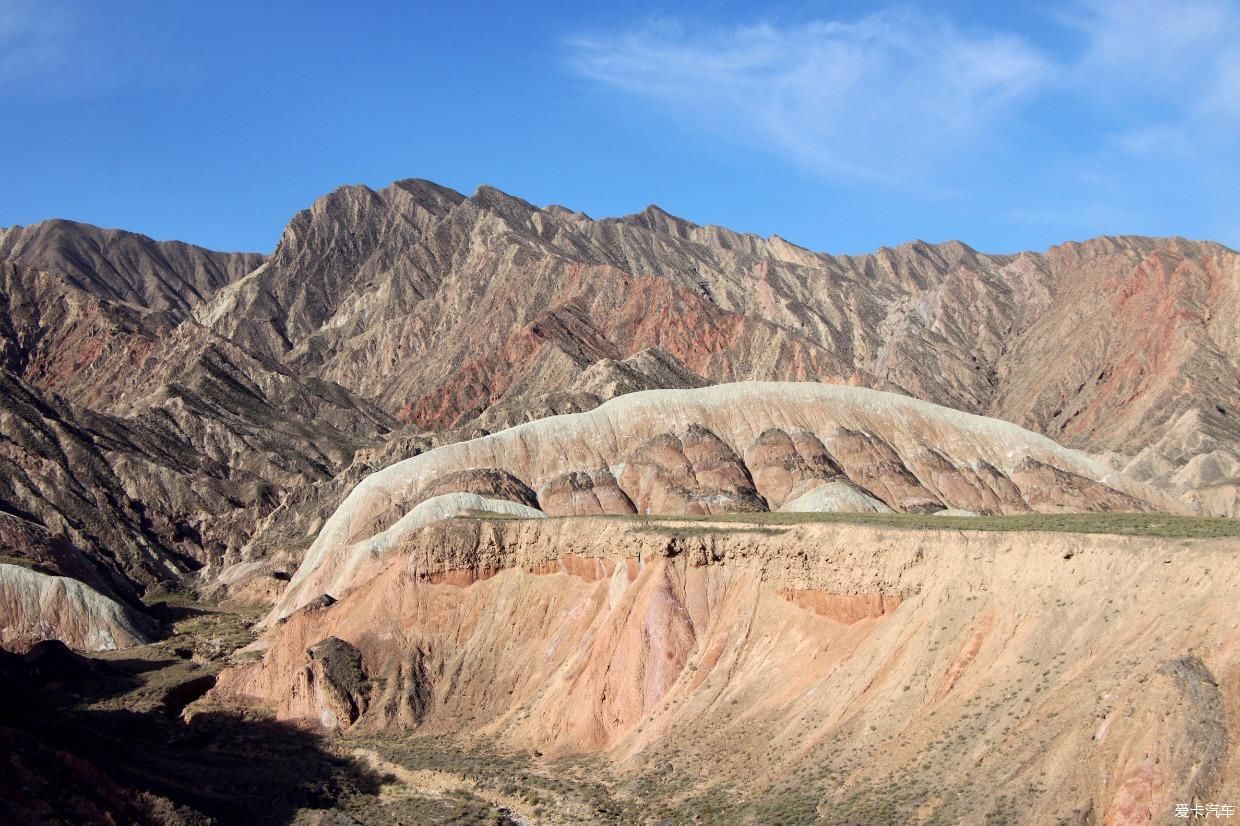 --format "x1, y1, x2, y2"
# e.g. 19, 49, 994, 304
459, 508, 1240, 542
547, 510, 1240, 539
